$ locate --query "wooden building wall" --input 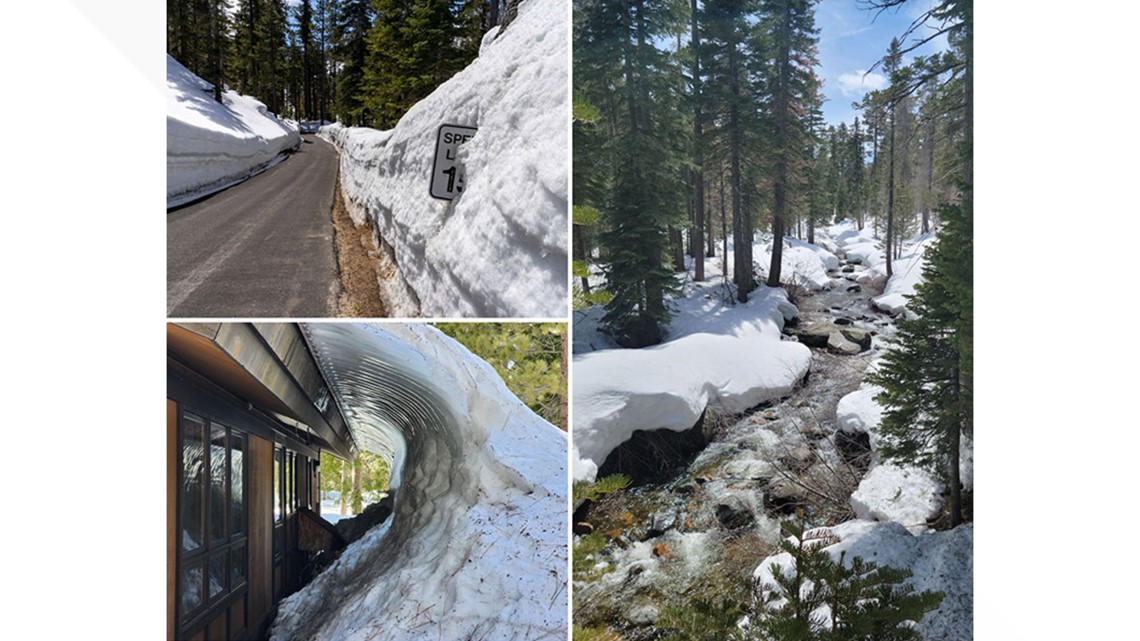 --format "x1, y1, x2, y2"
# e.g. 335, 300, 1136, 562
248, 434, 273, 634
